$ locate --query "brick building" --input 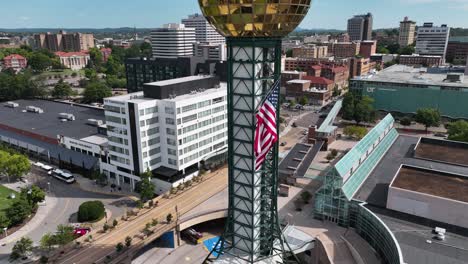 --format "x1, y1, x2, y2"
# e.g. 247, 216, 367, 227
328, 42, 360, 58
399, 54, 442, 67
292, 45, 328, 59
2, 54, 27, 72
446, 37, 468, 65
100, 48, 112, 63
55, 52, 90, 71
34, 31, 95, 52
359, 40, 377, 58
286, 79, 332, 106
349, 57, 376, 78
307, 63, 350, 89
